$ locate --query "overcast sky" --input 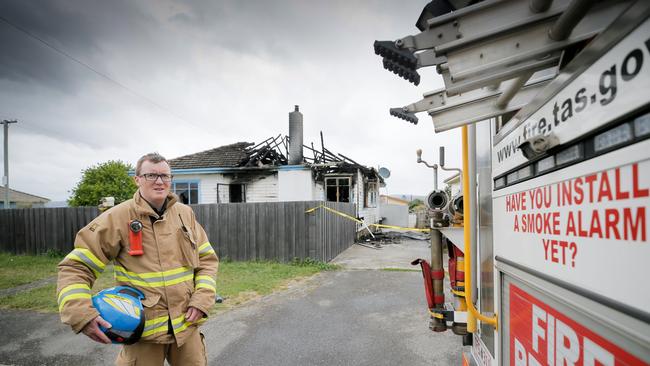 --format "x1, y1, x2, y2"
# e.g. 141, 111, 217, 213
0, 0, 462, 202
